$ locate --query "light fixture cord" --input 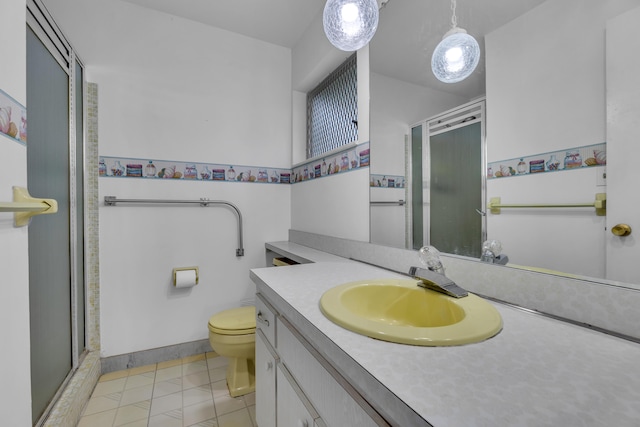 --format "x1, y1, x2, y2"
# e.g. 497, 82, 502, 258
450, 0, 458, 29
